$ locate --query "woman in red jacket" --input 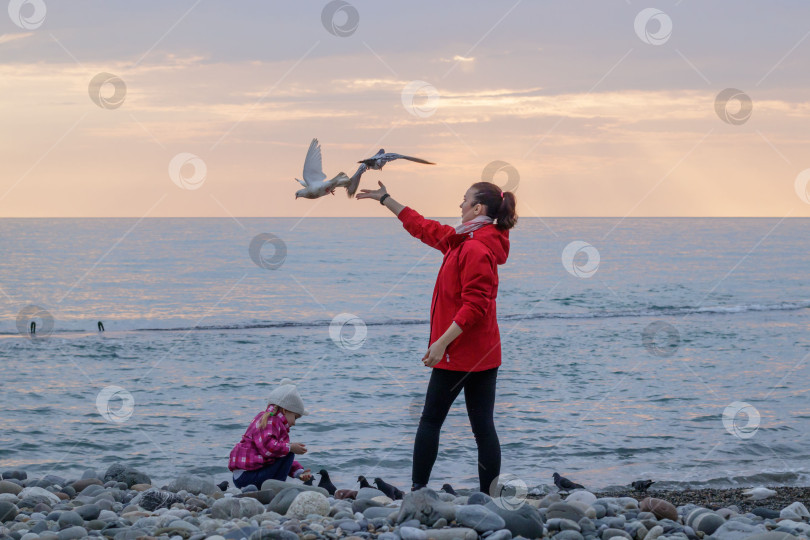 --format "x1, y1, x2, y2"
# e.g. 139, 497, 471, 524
358, 180, 517, 494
